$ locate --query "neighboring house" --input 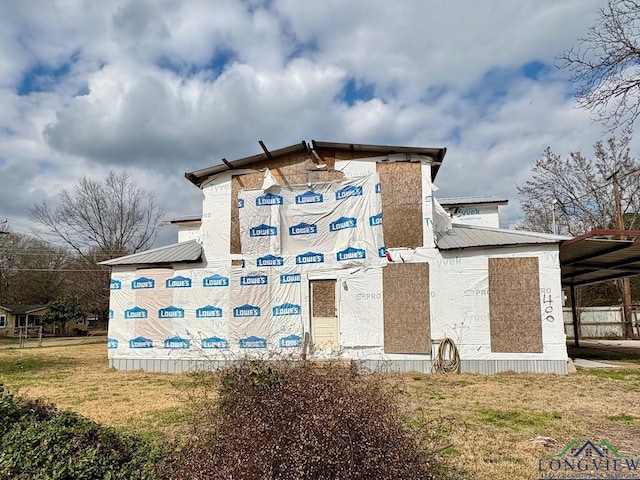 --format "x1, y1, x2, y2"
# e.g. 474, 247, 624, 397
439, 196, 508, 228
102, 140, 569, 374
0, 304, 88, 337
161, 214, 203, 244
0, 304, 49, 336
